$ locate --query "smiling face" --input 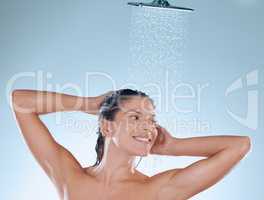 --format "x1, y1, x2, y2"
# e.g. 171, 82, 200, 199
105, 96, 158, 156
